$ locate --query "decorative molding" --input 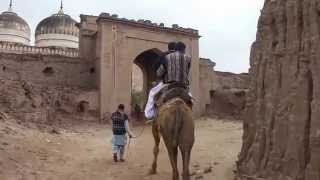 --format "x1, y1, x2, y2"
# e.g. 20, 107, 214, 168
126, 36, 169, 45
